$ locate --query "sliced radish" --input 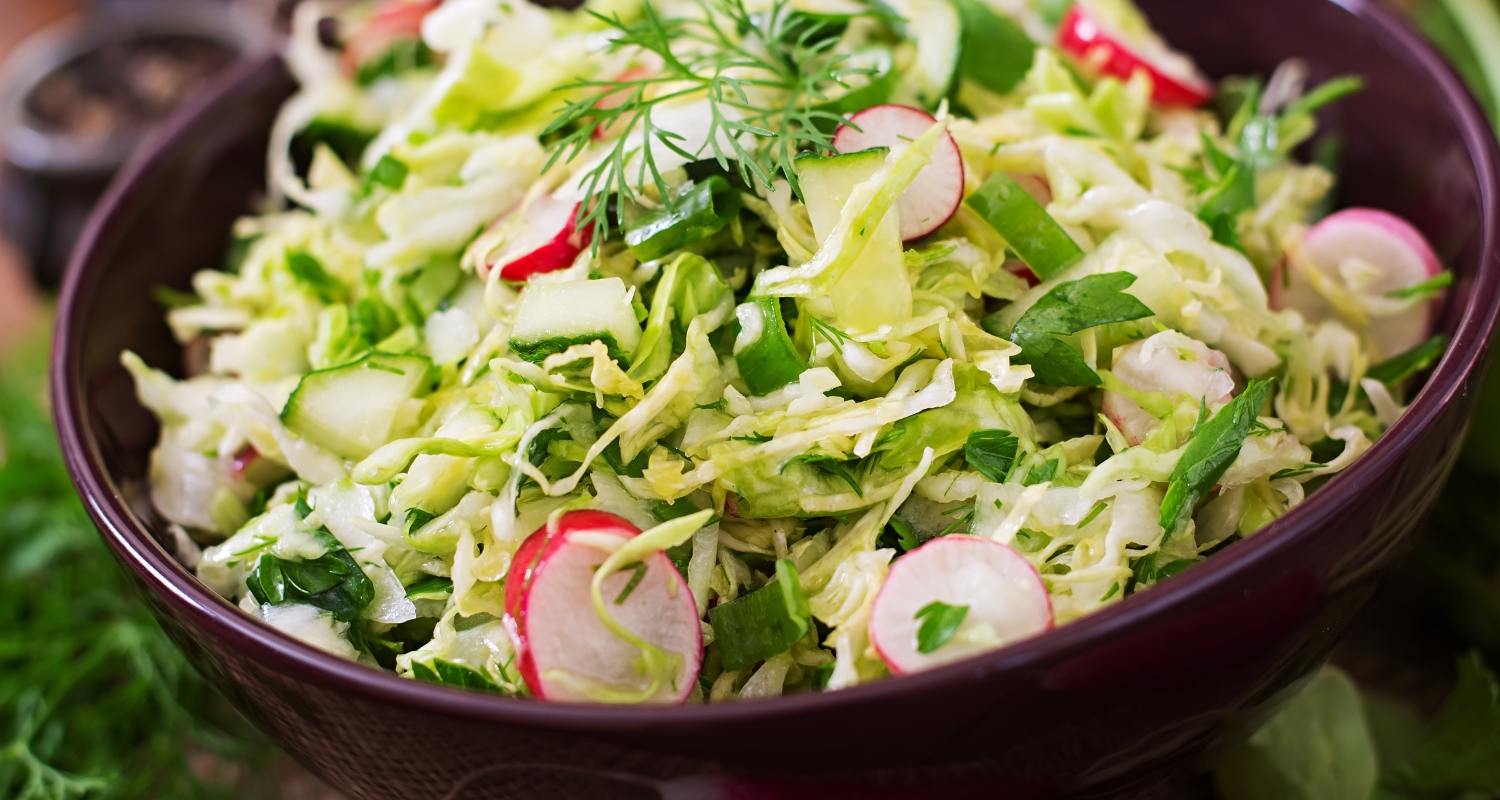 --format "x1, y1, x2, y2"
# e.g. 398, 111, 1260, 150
481, 194, 593, 282
592, 65, 654, 141
1271, 208, 1444, 360
870, 536, 1052, 675
1102, 335, 1234, 446
342, 0, 440, 75
832, 104, 964, 241
503, 510, 701, 703
1056, 0, 1213, 107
